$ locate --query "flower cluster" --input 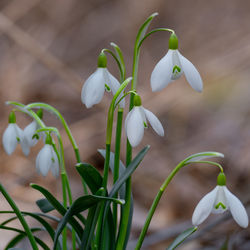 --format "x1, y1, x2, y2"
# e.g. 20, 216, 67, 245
2, 110, 59, 177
